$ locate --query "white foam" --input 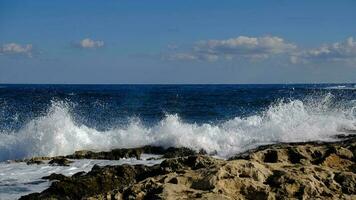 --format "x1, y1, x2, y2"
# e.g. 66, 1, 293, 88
0, 95, 355, 161
0, 154, 162, 200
